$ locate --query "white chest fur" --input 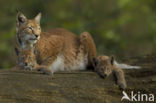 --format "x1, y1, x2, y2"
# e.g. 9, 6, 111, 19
50, 54, 88, 72
50, 54, 64, 72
